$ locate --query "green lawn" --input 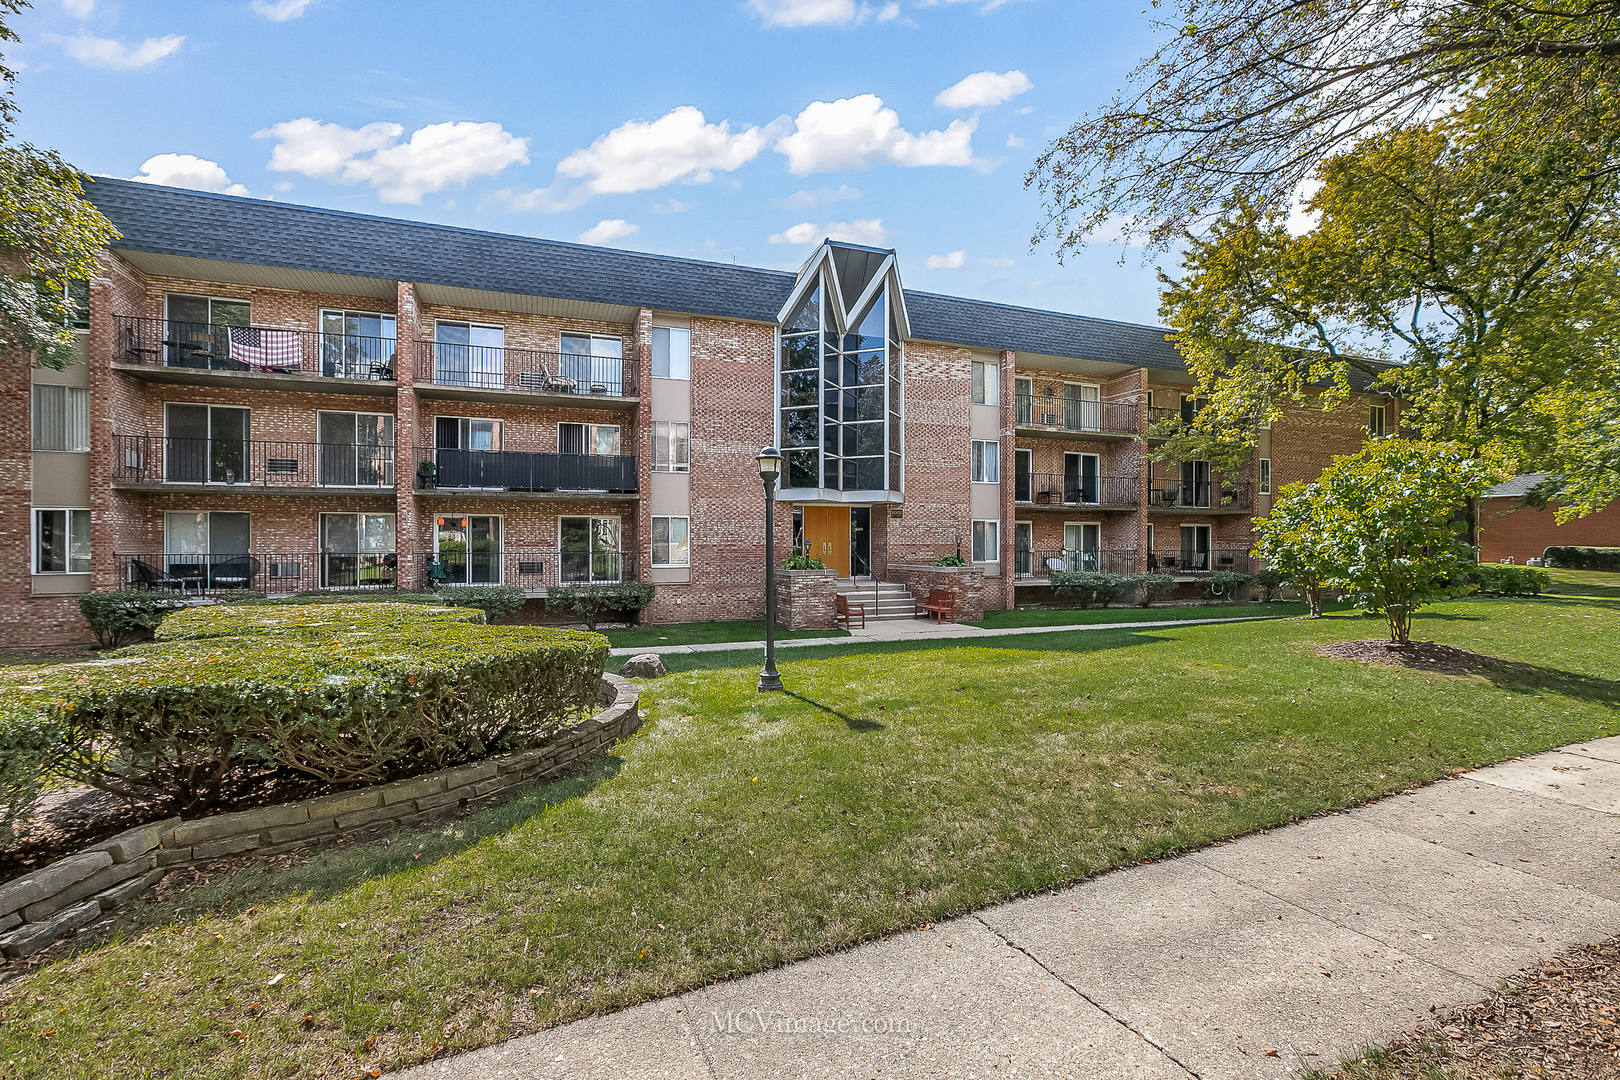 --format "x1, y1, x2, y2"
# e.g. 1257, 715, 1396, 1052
968, 600, 1310, 628
603, 619, 848, 648
4, 576, 1618, 1080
